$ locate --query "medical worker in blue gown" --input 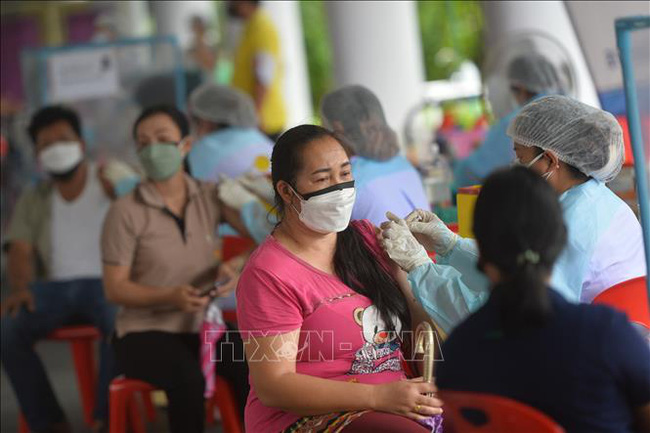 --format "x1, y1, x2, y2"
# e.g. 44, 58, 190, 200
382, 95, 646, 335
187, 83, 274, 182
453, 53, 566, 189
217, 85, 430, 241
